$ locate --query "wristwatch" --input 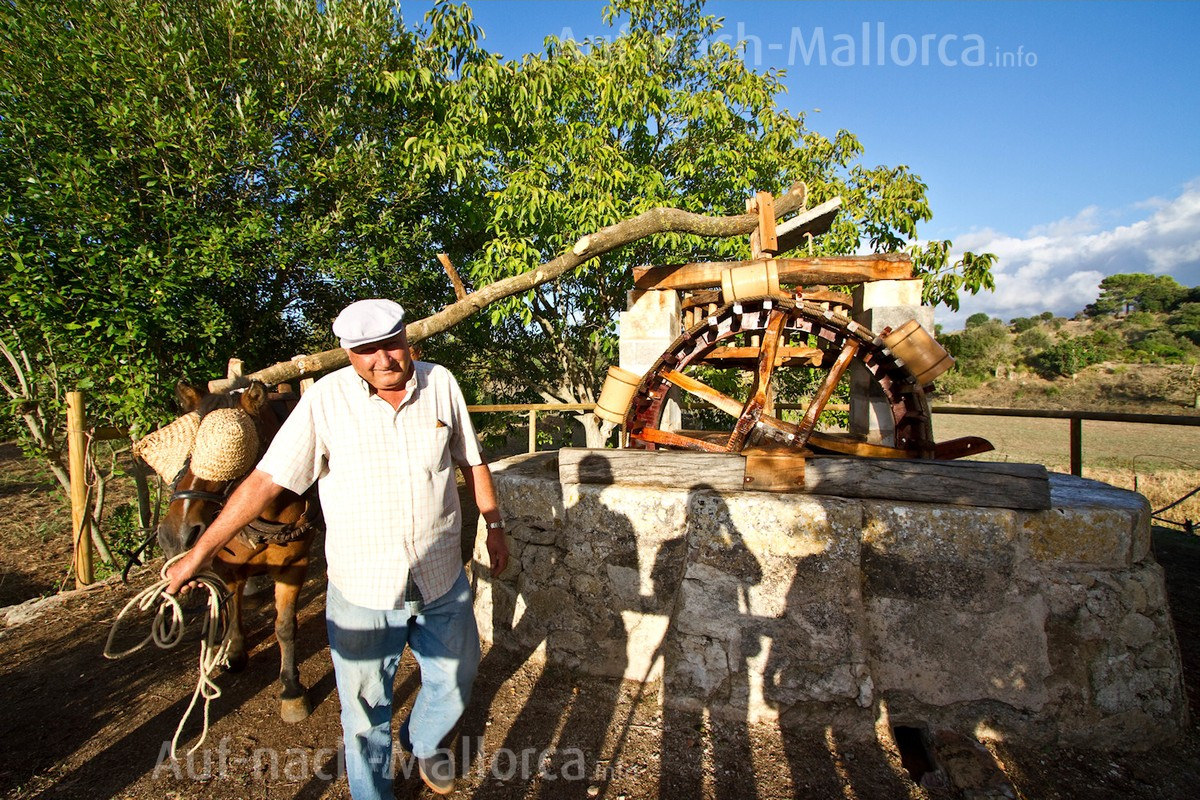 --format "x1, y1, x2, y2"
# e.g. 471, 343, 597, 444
486, 520, 505, 530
